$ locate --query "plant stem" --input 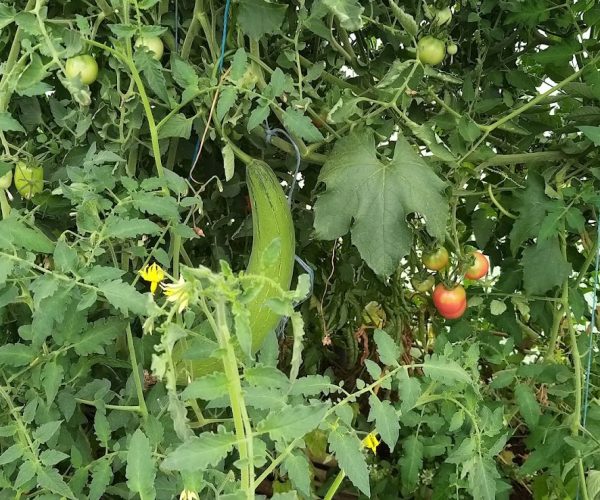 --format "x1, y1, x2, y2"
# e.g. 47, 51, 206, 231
0, 190, 10, 219
323, 470, 346, 500
126, 324, 148, 420
214, 298, 254, 497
